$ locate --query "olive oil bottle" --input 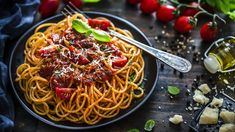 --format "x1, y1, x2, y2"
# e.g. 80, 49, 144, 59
204, 36, 235, 73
